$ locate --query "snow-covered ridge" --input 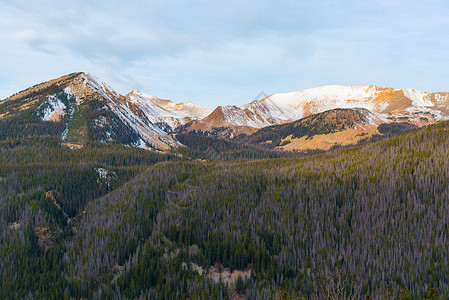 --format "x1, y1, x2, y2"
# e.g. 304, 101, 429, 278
126, 90, 211, 131
82, 76, 179, 149
25, 72, 449, 147
265, 85, 449, 112
82, 73, 121, 103
267, 85, 379, 107
127, 90, 210, 118
203, 85, 449, 129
